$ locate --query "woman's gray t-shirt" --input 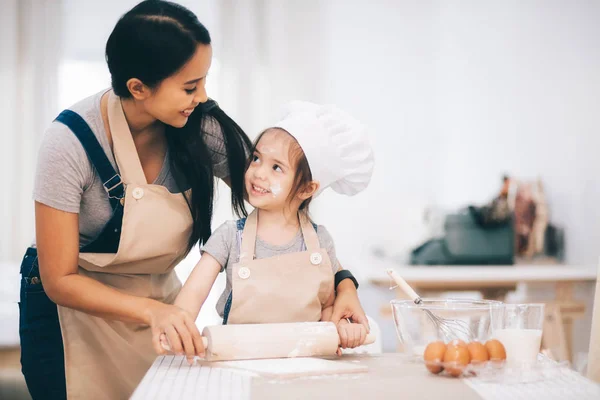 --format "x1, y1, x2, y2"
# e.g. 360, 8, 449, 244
33, 89, 229, 247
